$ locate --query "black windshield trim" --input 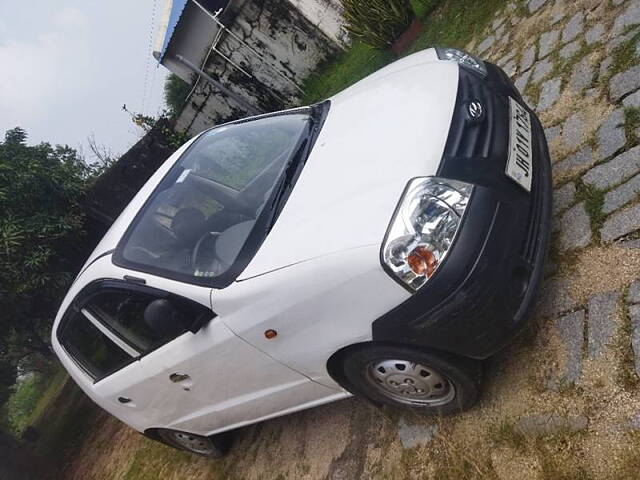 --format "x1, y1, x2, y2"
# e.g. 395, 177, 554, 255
112, 101, 330, 289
